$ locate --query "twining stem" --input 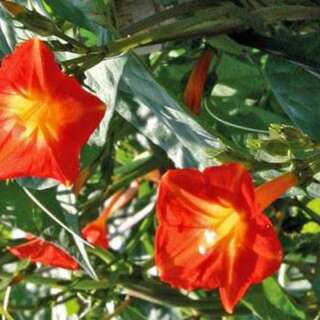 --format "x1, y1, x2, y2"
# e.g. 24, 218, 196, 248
205, 101, 269, 134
